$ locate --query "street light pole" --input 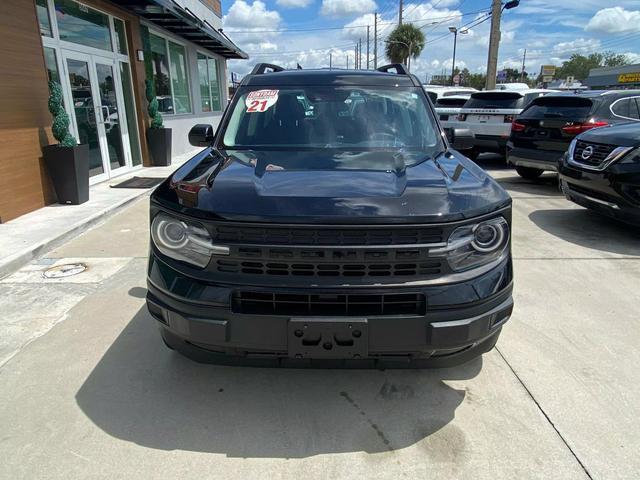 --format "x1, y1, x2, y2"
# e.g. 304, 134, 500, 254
450, 27, 457, 86
449, 27, 467, 85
